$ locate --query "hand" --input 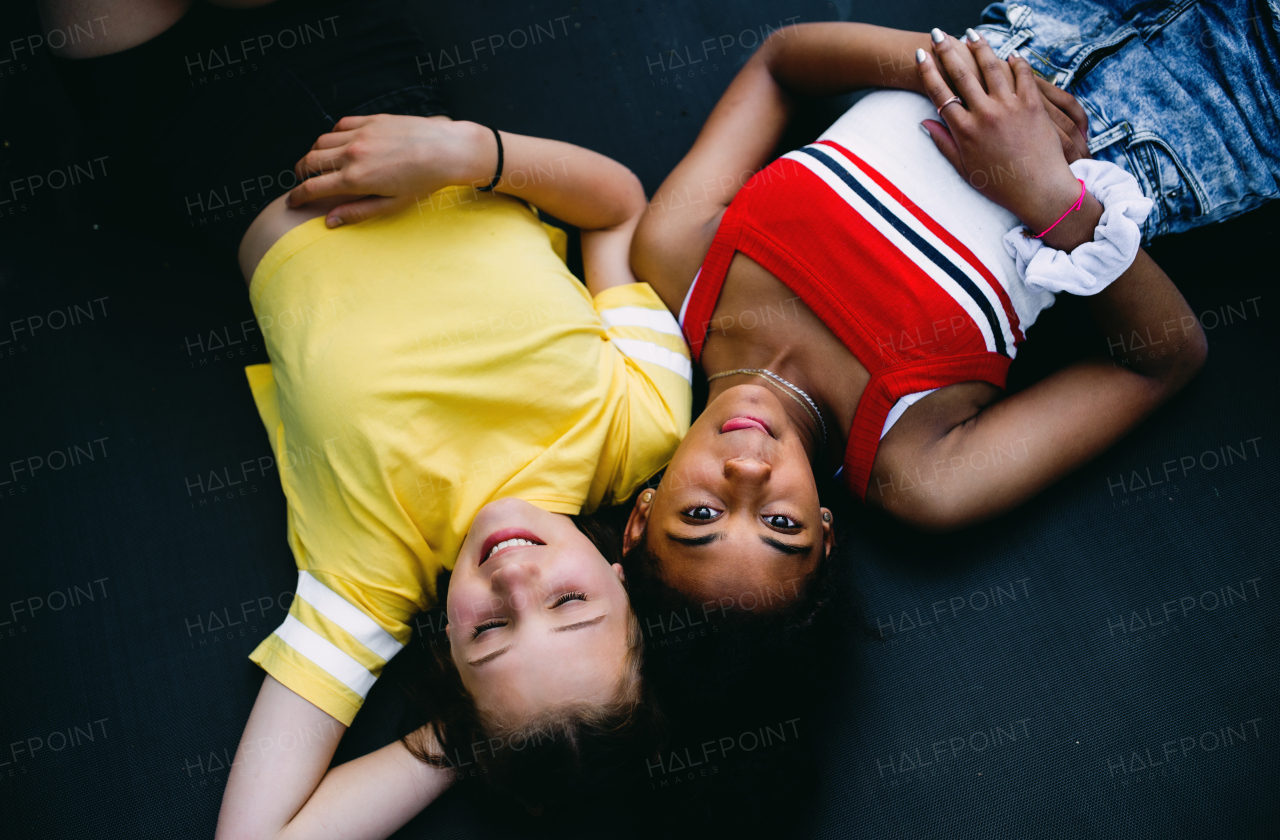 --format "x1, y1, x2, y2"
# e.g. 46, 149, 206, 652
925, 30, 1091, 164
1034, 76, 1091, 163
916, 29, 1085, 235
287, 115, 493, 227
